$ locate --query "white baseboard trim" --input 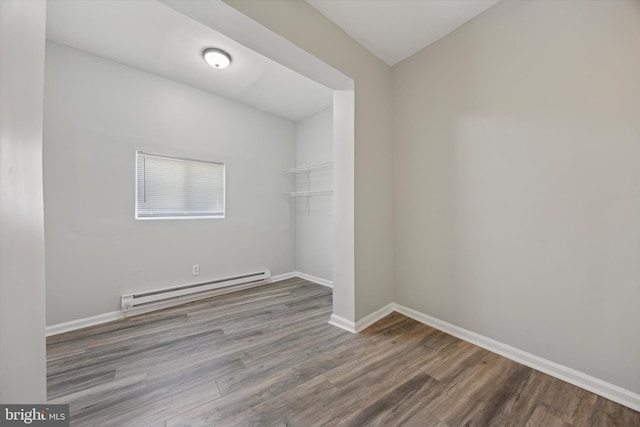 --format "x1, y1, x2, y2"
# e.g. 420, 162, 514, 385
46, 311, 124, 337
293, 271, 333, 288
47, 273, 300, 336
394, 303, 640, 413
268, 271, 298, 282
46, 277, 639, 412
328, 303, 395, 335
328, 313, 356, 333
355, 303, 395, 332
